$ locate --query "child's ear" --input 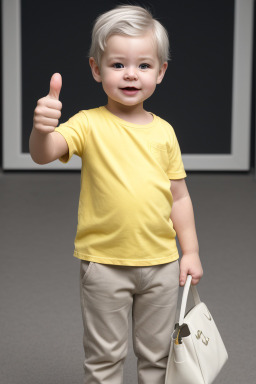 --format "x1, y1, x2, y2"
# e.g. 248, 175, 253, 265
156, 62, 168, 84
89, 57, 102, 83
